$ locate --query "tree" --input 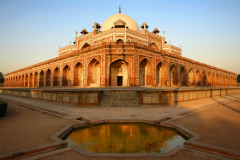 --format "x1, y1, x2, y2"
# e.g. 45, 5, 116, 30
0, 72, 3, 83
237, 74, 240, 83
